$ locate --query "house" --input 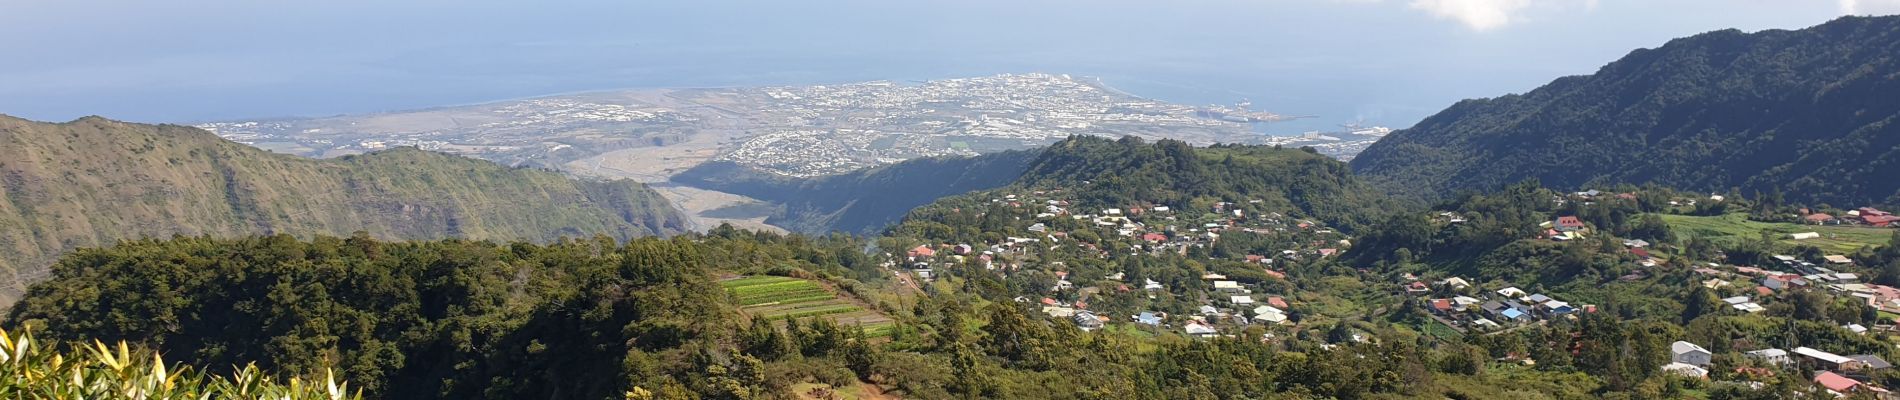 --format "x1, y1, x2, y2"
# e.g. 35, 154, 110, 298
1795, 347, 1863, 371
1814, 371, 1867, 396
1725, 296, 1765, 313
1198, 305, 1221, 316
1185, 321, 1219, 337
1144, 279, 1165, 291
1497, 287, 1528, 298
1253, 310, 1288, 325
1404, 281, 1430, 294
1660, 362, 1708, 378
1135, 312, 1163, 326
1805, 213, 1837, 224
1267, 296, 1290, 309
1542, 300, 1577, 315
1483, 300, 1531, 322
1451, 296, 1483, 309
1437, 277, 1472, 290
1230, 295, 1256, 305
1672, 341, 1712, 367
1826, 255, 1854, 264
1141, 232, 1168, 242
1849, 355, 1893, 371
1554, 216, 1586, 232
1213, 280, 1244, 292
1763, 274, 1808, 291
1525, 294, 1553, 304
907, 245, 936, 259
1746, 349, 1792, 366
1623, 239, 1651, 248
1074, 312, 1105, 331
1429, 299, 1454, 314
